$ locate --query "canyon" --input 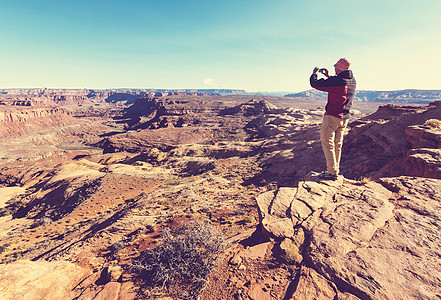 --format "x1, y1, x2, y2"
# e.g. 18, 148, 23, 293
0, 89, 440, 299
